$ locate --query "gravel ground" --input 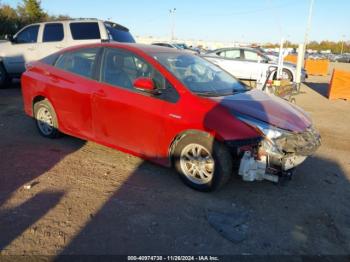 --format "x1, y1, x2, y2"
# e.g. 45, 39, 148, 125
0, 67, 350, 256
